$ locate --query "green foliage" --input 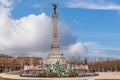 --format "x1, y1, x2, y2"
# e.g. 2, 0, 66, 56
56, 71, 62, 77
95, 79, 120, 80
39, 71, 48, 77
39, 71, 78, 77
0, 77, 17, 80
67, 71, 78, 77
39, 71, 58, 77
48, 72, 57, 77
